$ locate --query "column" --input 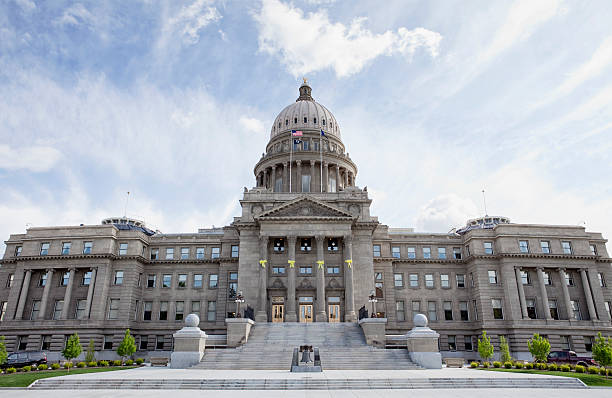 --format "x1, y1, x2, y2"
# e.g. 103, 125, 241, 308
515, 267, 528, 319
310, 160, 316, 193
579, 269, 598, 320
263, 169, 268, 189
296, 160, 302, 192
85, 267, 97, 319
557, 268, 573, 320
536, 267, 552, 320
38, 269, 54, 320
349, 171, 354, 186
322, 162, 329, 192
344, 169, 348, 188
283, 162, 289, 192
344, 235, 356, 322
271, 166, 277, 192
587, 268, 610, 322
60, 268, 76, 319
286, 236, 297, 322
335, 164, 340, 192
315, 235, 327, 322
255, 235, 269, 322
14, 269, 32, 320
